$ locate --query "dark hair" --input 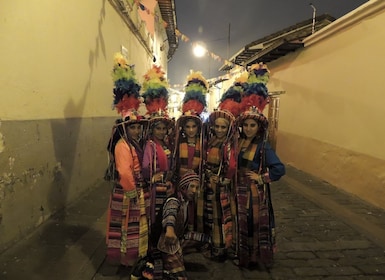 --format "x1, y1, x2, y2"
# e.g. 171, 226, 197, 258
239, 118, 265, 141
